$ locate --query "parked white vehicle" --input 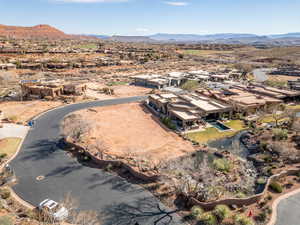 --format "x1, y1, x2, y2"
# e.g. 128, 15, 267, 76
38, 199, 68, 221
